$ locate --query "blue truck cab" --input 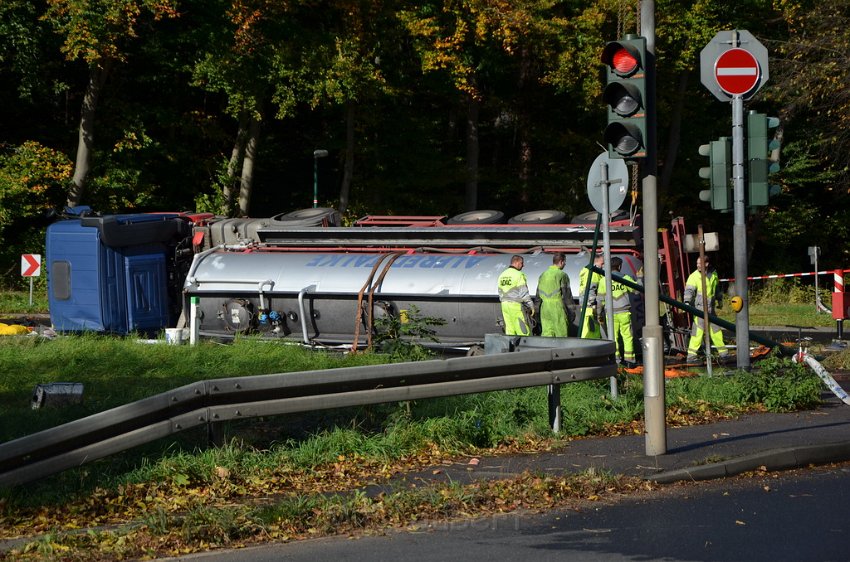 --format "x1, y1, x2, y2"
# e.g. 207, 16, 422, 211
46, 212, 191, 334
